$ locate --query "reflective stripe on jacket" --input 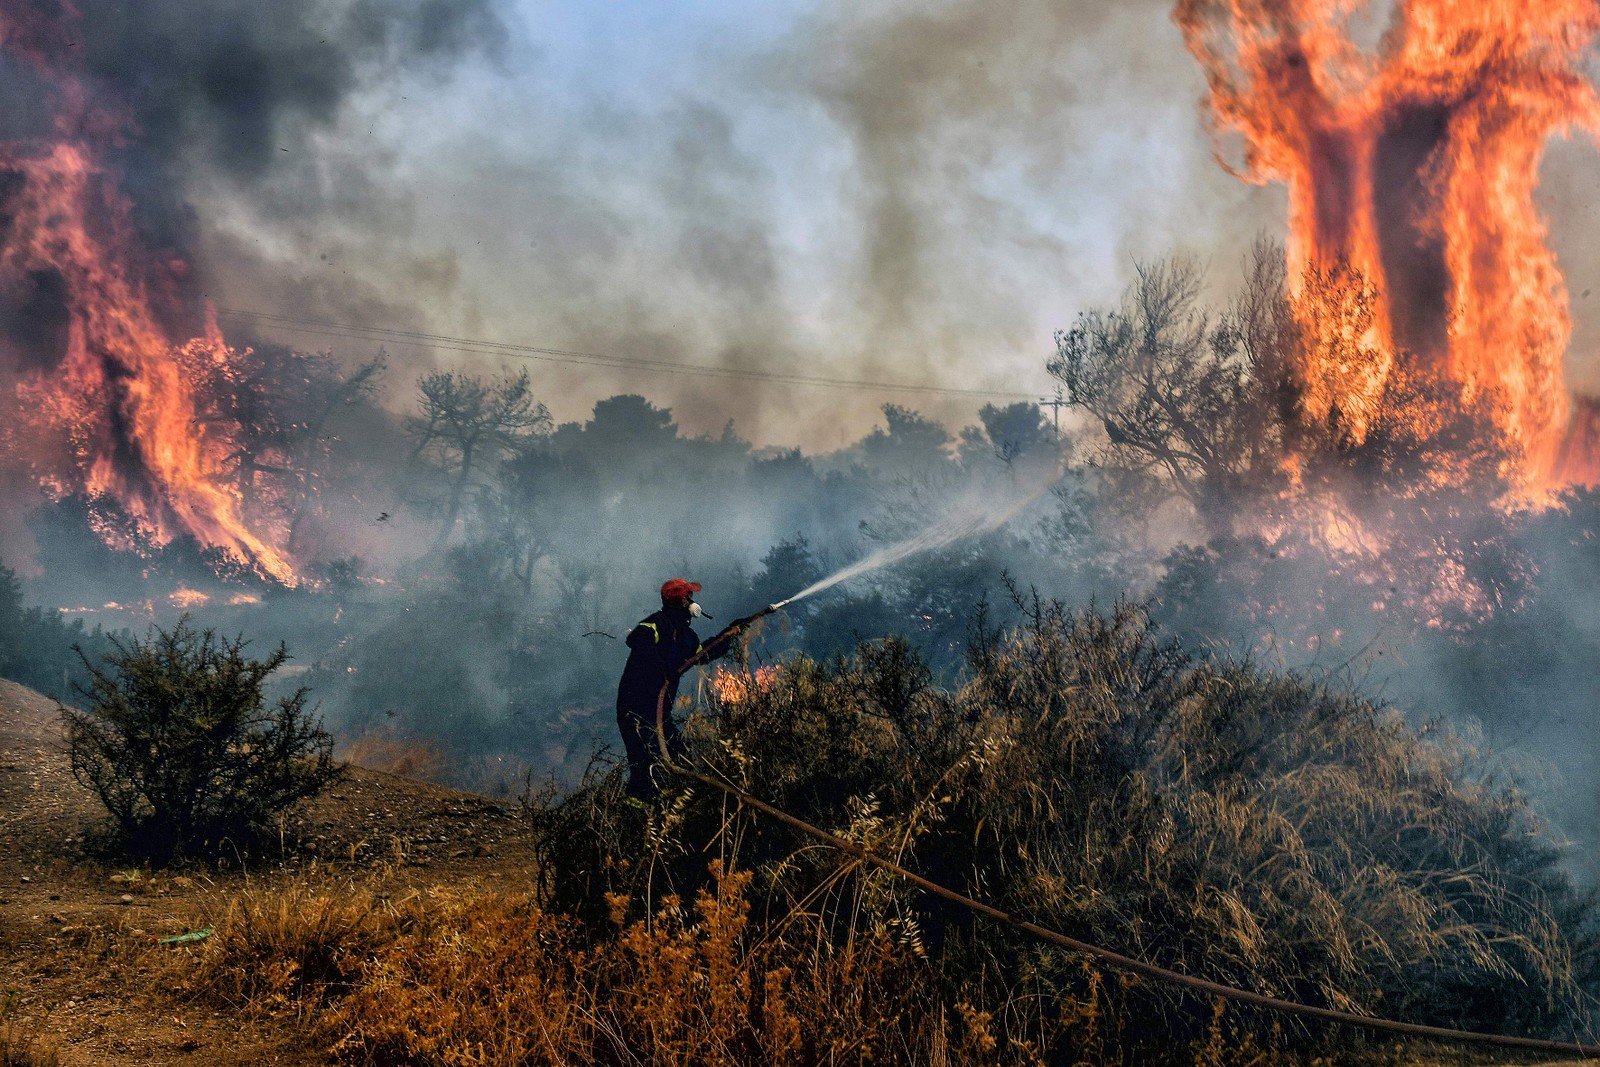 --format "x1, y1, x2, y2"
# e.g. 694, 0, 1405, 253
617, 605, 702, 718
